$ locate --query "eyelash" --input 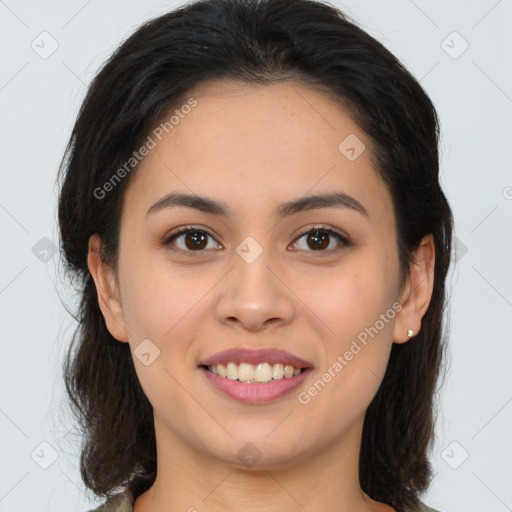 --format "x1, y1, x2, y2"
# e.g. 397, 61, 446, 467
162, 224, 352, 257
